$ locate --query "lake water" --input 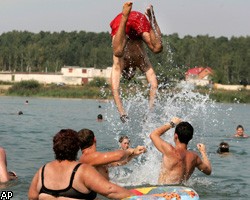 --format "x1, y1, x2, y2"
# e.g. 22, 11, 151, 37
0, 87, 249, 200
